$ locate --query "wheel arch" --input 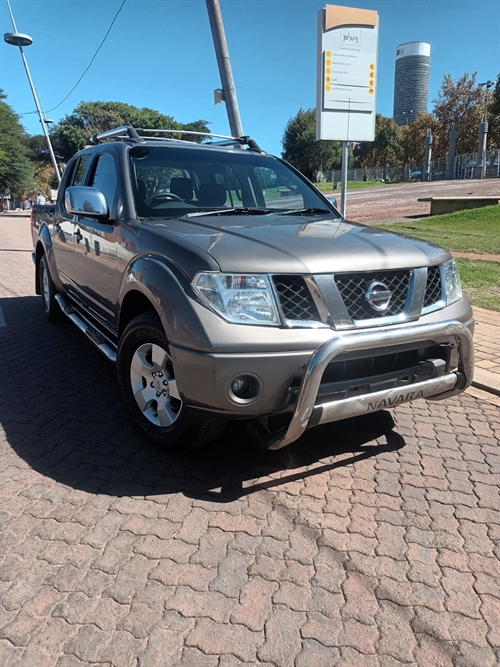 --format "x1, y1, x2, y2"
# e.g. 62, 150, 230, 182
119, 289, 161, 337
118, 254, 207, 347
